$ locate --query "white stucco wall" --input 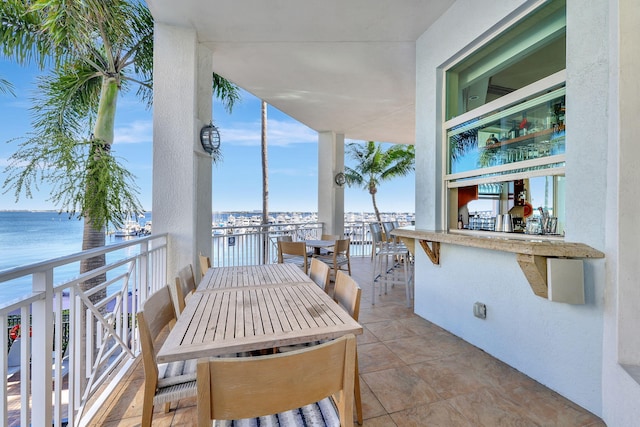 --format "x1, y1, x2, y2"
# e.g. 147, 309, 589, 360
414, 0, 622, 418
